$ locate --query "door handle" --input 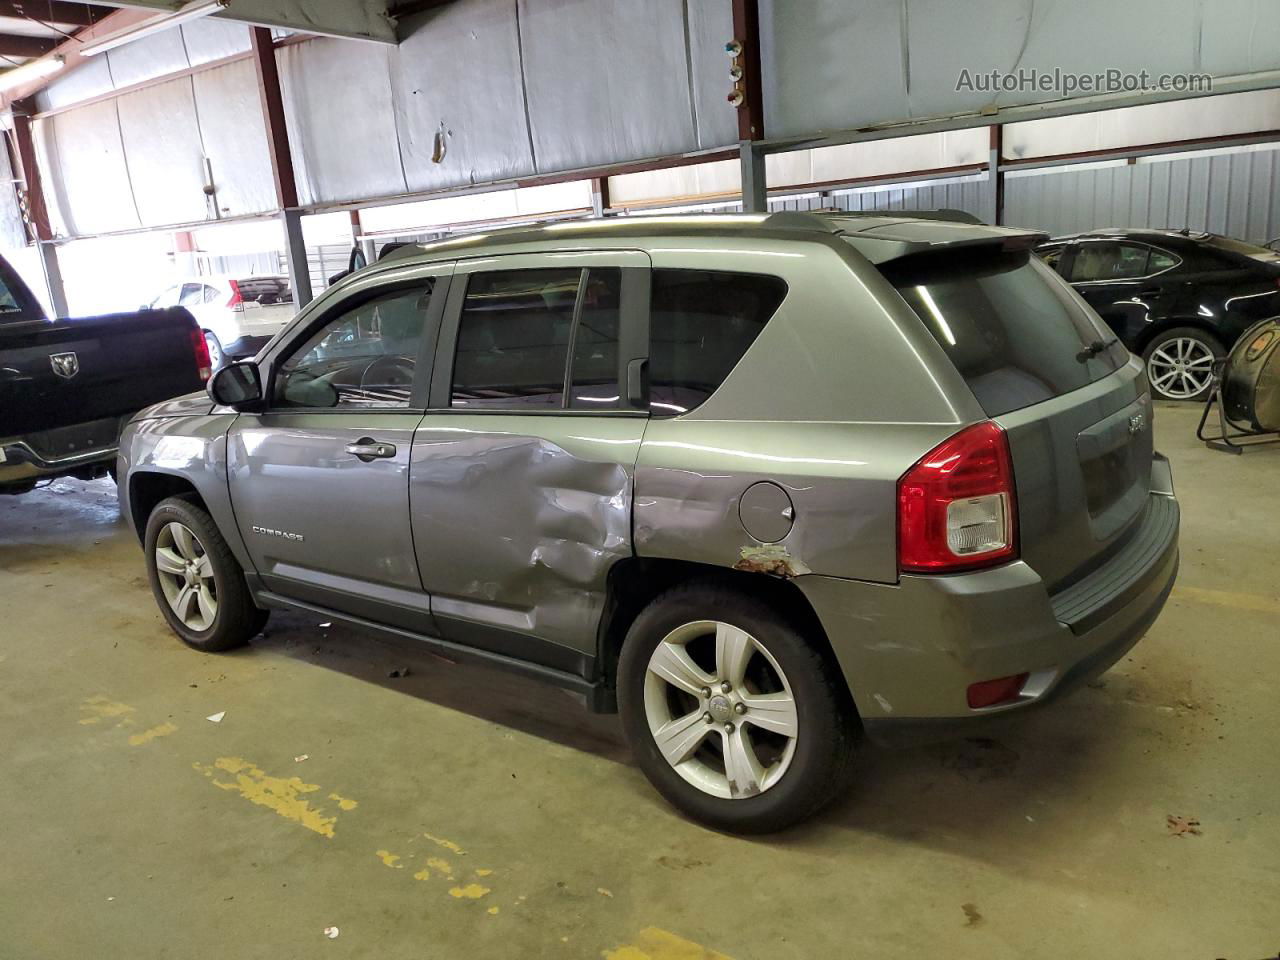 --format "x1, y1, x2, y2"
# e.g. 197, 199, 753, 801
345, 437, 397, 461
